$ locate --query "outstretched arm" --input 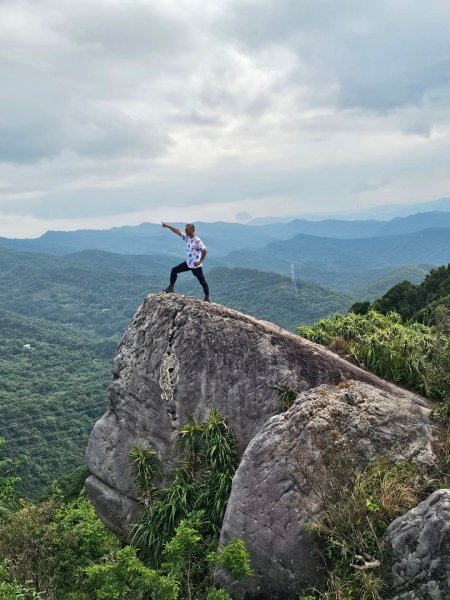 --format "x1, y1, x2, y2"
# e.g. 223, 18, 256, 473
161, 222, 182, 237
